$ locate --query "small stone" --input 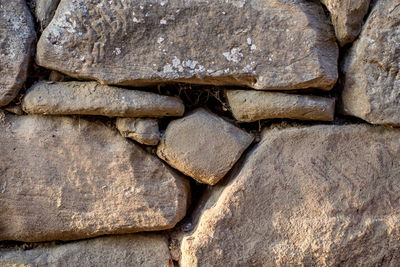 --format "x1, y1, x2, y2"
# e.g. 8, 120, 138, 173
3, 104, 24, 115
157, 108, 253, 185
35, 0, 61, 30
116, 118, 160, 146
226, 90, 335, 122
49, 70, 66, 82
